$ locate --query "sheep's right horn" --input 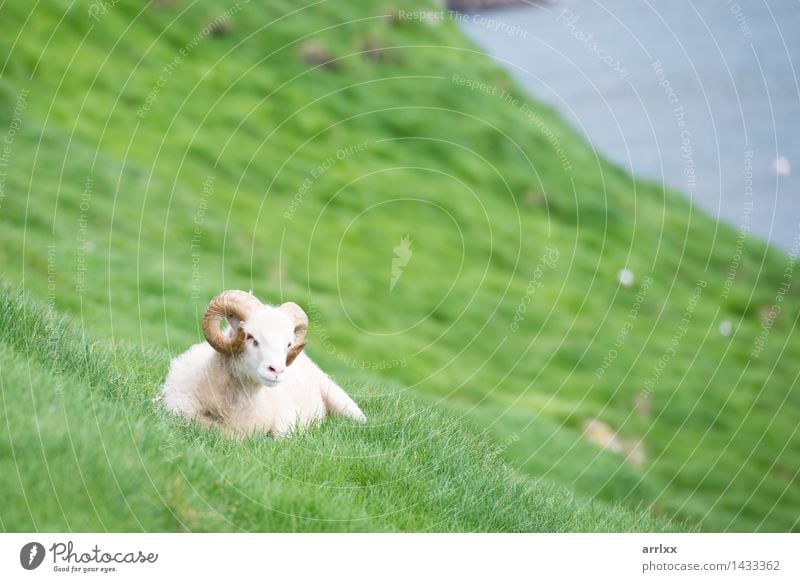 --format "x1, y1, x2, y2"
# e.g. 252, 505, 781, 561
279, 302, 308, 365
202, 290, 263, 354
